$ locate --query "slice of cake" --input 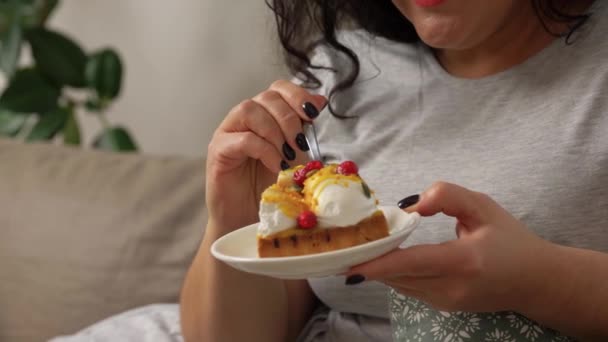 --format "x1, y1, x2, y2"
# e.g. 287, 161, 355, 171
257, 160, 389, 257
